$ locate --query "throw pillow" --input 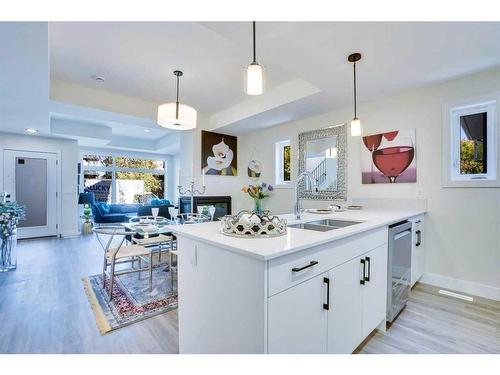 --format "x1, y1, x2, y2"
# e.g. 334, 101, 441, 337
96, 202, 110, 215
